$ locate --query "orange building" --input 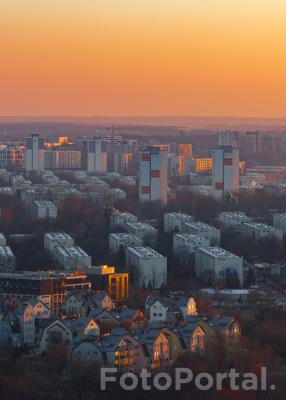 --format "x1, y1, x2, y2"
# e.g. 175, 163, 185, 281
193, 157, 213, 173
178, 143, 193, 158
45, 136, 74, 148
